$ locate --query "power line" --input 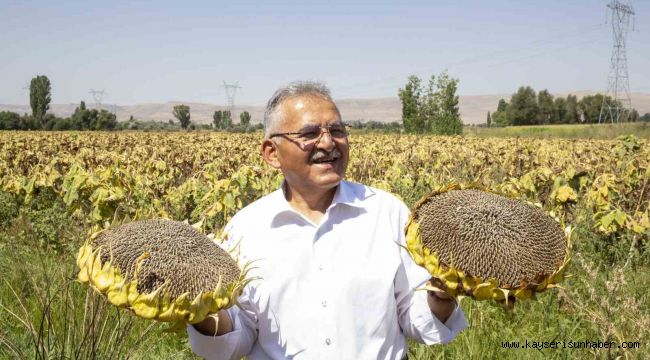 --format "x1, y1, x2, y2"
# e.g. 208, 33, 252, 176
334, 22, 607, 98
